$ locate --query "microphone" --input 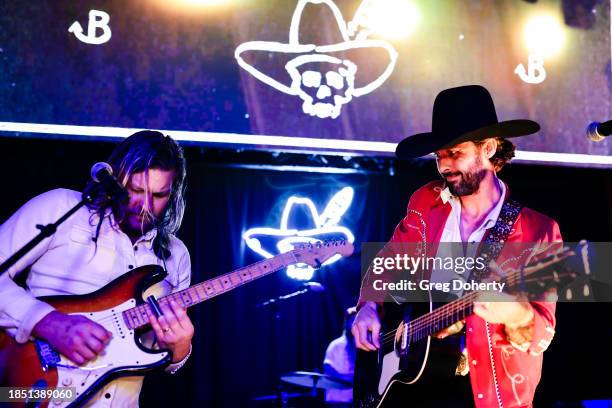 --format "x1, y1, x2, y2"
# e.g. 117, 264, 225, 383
257, 282, 326, 308
586, 120, 612, 142
90, 162, 128, 201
